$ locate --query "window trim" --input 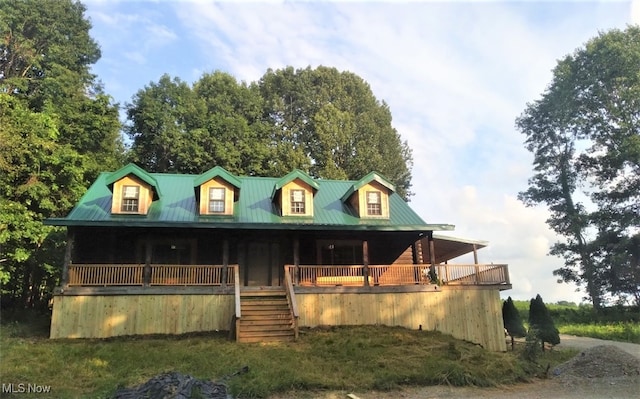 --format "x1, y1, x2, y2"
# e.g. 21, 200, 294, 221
290, 189, 306, 214
366, 190, 382, 216
208, 187, 226, 214
121, 185, 140, 213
